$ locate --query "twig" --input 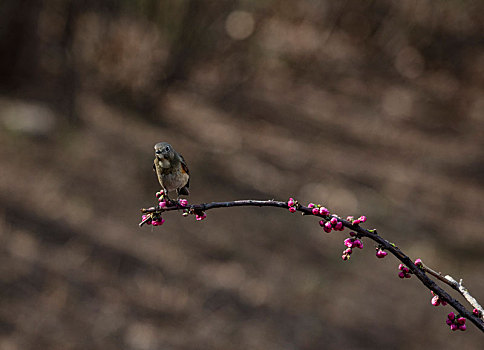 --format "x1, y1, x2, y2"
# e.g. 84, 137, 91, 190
140, 199, 484, 332
445, 276, 484, 319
